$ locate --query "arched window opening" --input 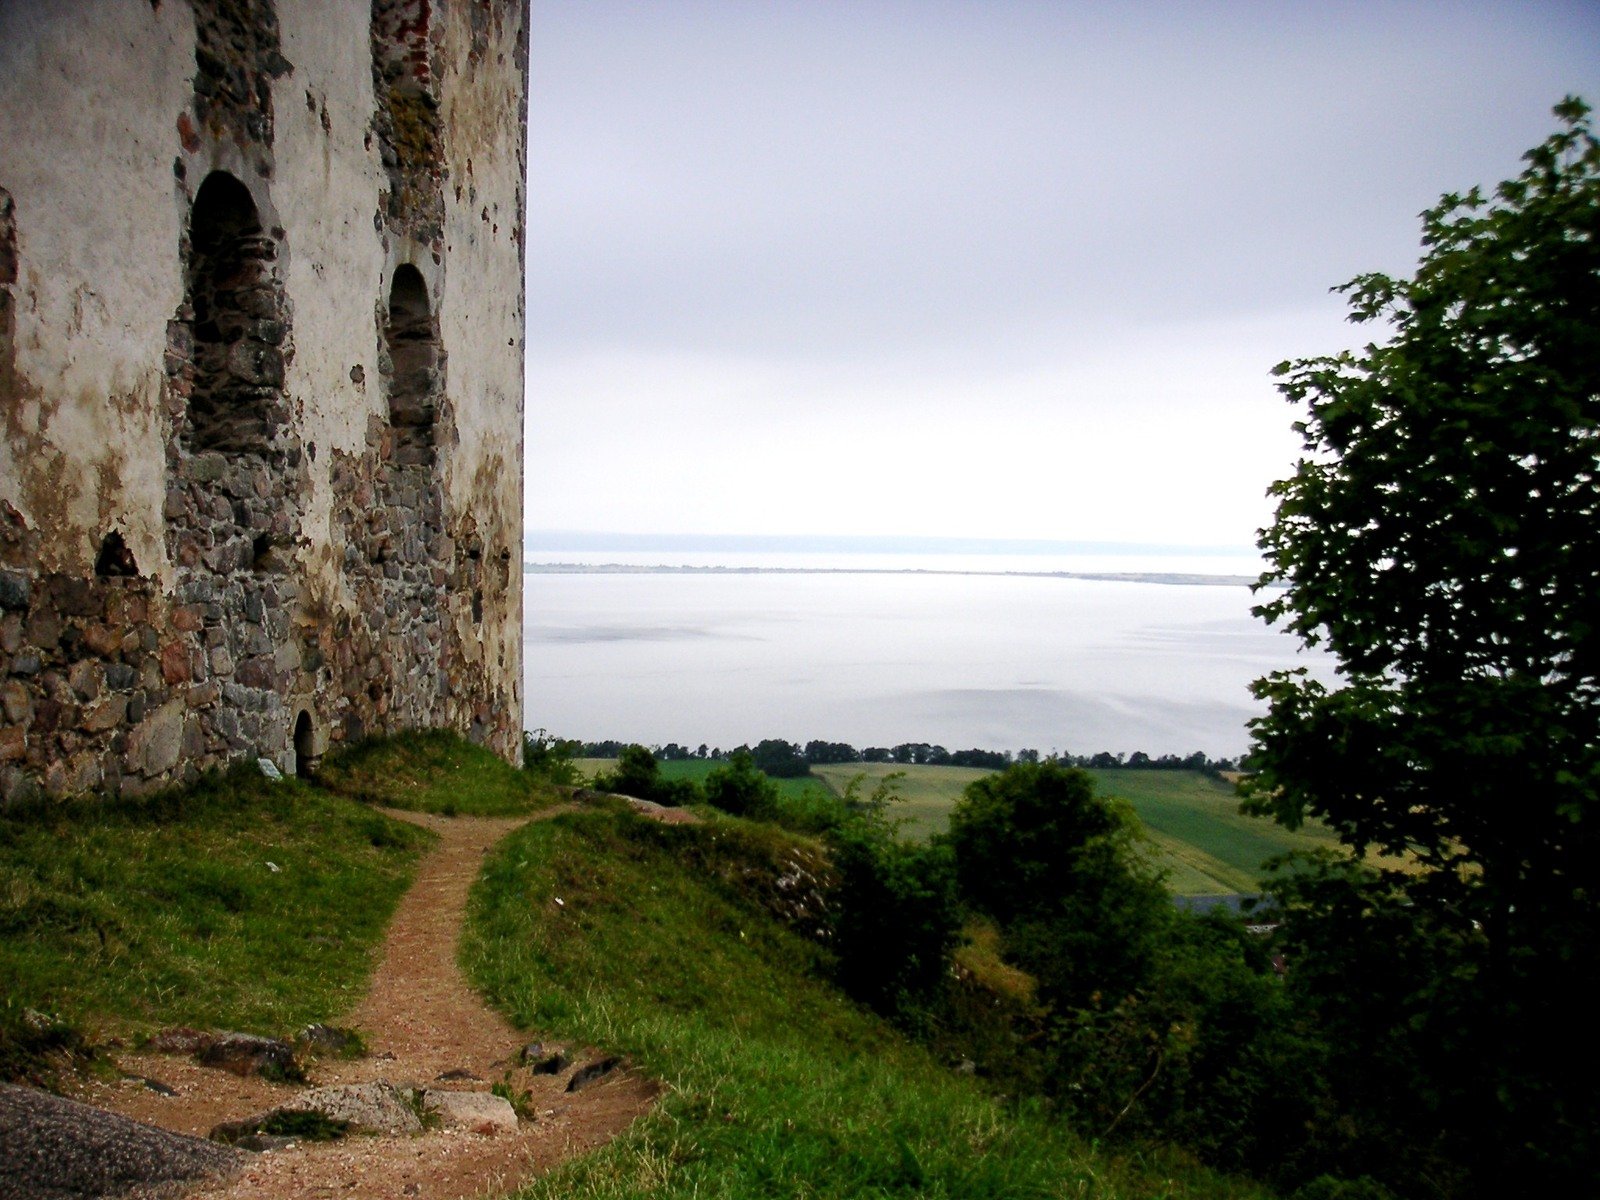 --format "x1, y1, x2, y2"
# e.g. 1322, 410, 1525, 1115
293, 709, 319, 779
186, 172, 283, 453
384, 265, 439, 467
